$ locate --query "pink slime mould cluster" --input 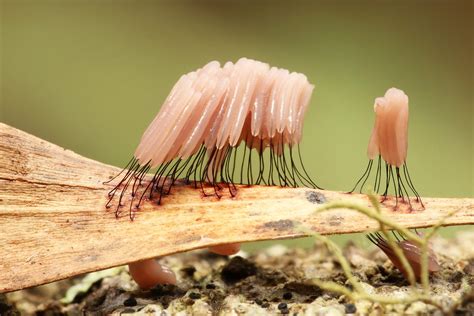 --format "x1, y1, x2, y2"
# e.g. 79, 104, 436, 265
129, 244, 241, 289
106, 57, 320, 221
350, 87, 423, 211
106, 60, 428, 289
368, 232, 440, 280
367, 88, 409, 167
